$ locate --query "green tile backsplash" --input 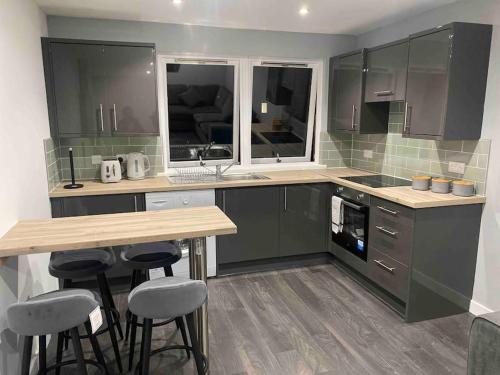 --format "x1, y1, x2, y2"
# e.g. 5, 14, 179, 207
319, 102, 490, 194
44, 137, 163, 187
